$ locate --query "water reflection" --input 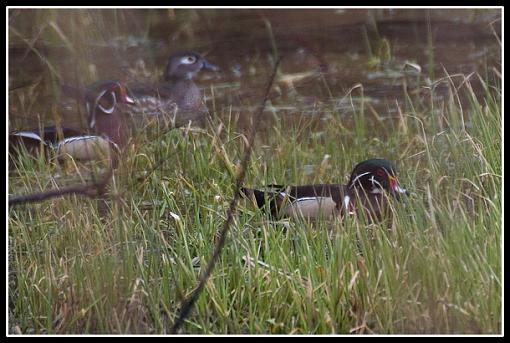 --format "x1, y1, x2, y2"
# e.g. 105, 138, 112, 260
8, 8, 501, 132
